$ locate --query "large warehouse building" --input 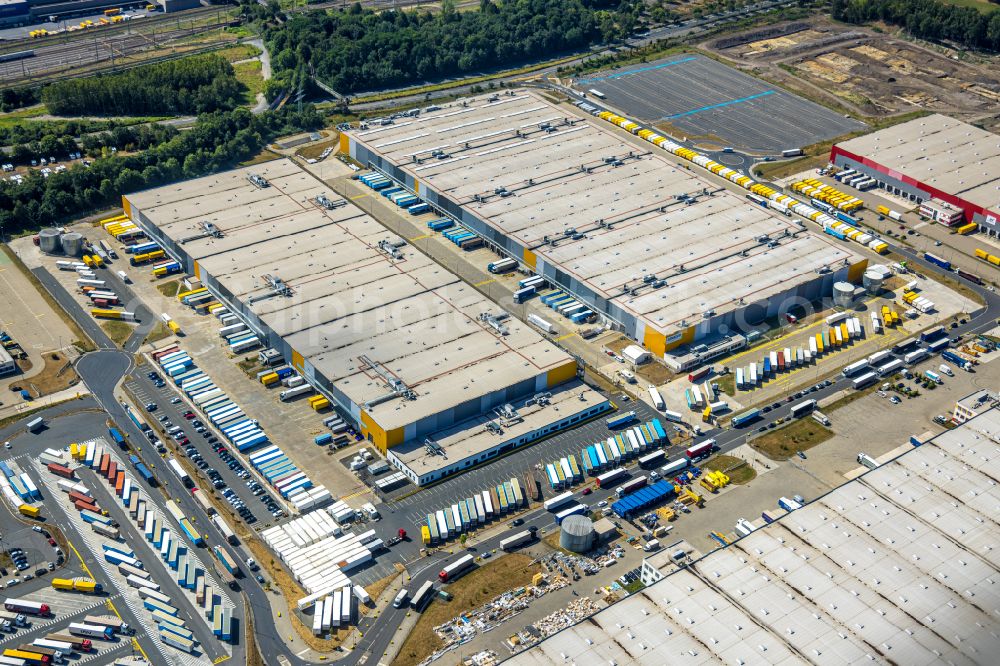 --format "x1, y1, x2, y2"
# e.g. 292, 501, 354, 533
832, 114, 1000, 236
509, 408, 1000, 665
122, 159, 607, 471
342, 90, 867, 355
